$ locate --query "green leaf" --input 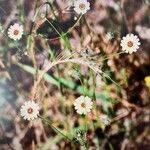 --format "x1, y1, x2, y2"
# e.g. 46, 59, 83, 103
17, 63, 113, 101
